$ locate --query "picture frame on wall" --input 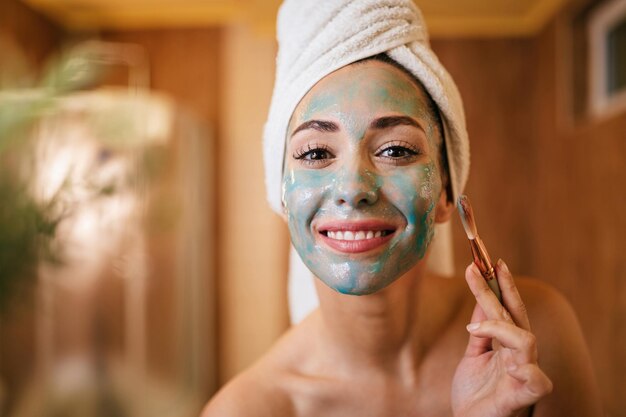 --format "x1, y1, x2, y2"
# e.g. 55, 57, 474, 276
588, 0, 626, 118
